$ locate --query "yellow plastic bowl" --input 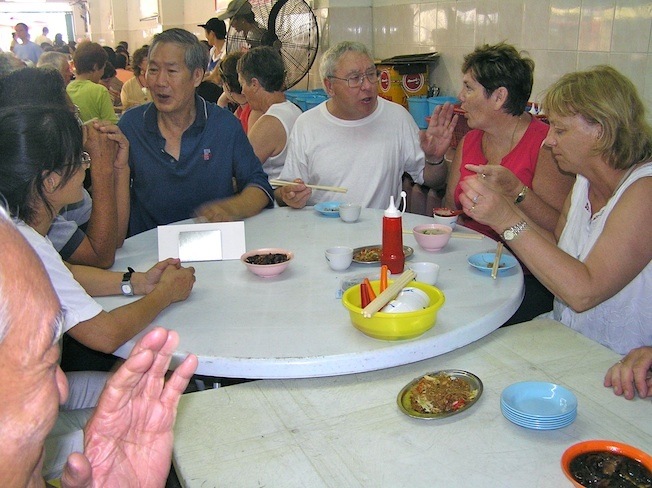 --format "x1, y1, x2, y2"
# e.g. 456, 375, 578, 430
342, 280, 445, 340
